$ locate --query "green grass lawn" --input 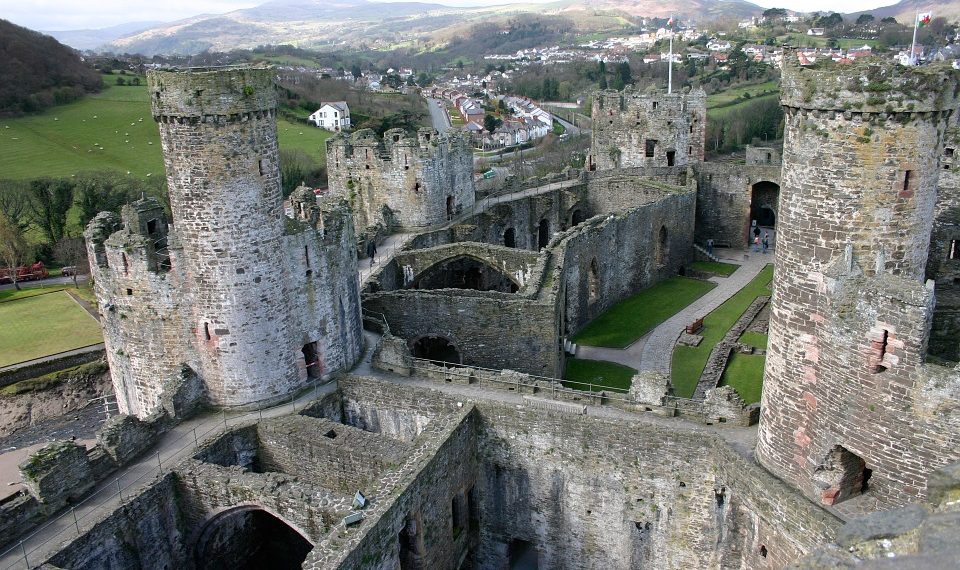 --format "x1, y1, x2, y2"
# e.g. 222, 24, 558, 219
0, 291, 102, 367
0, 286, 68, 303
690, 261, 739, 277
671, 265, 773, 398
706, 80, 780, 108
563, 358, 636, 392
573, 277, 716, 349
719, 353, 765, 404
0, 82, 331, 181
707, 92, 779, 123
739, 331, 768, 350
